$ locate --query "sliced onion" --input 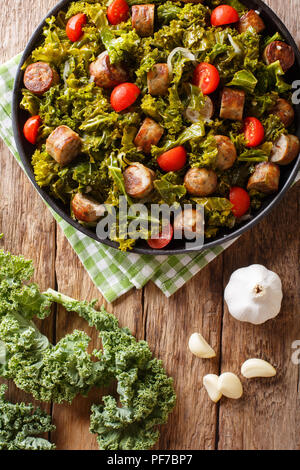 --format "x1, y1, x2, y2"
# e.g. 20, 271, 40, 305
185, 96, 214, 123
167, 47, 197, 76
62, 61, 71, 84
228, 34, 242, 54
